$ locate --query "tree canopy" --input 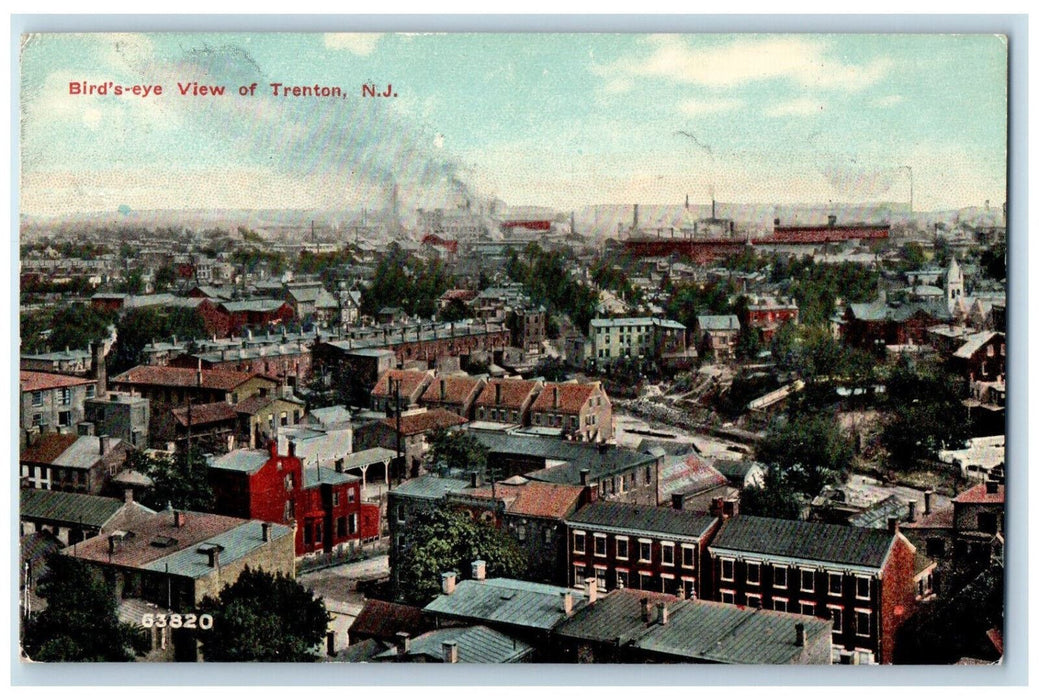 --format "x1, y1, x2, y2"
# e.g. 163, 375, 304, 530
22, 551, 145, 662
756, 411, 853, 496
426, 427, 489, 478
131, 448, 215, 513
197, 567, 330, 662
395, 505, 527, 606
110, 306, 208, 373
